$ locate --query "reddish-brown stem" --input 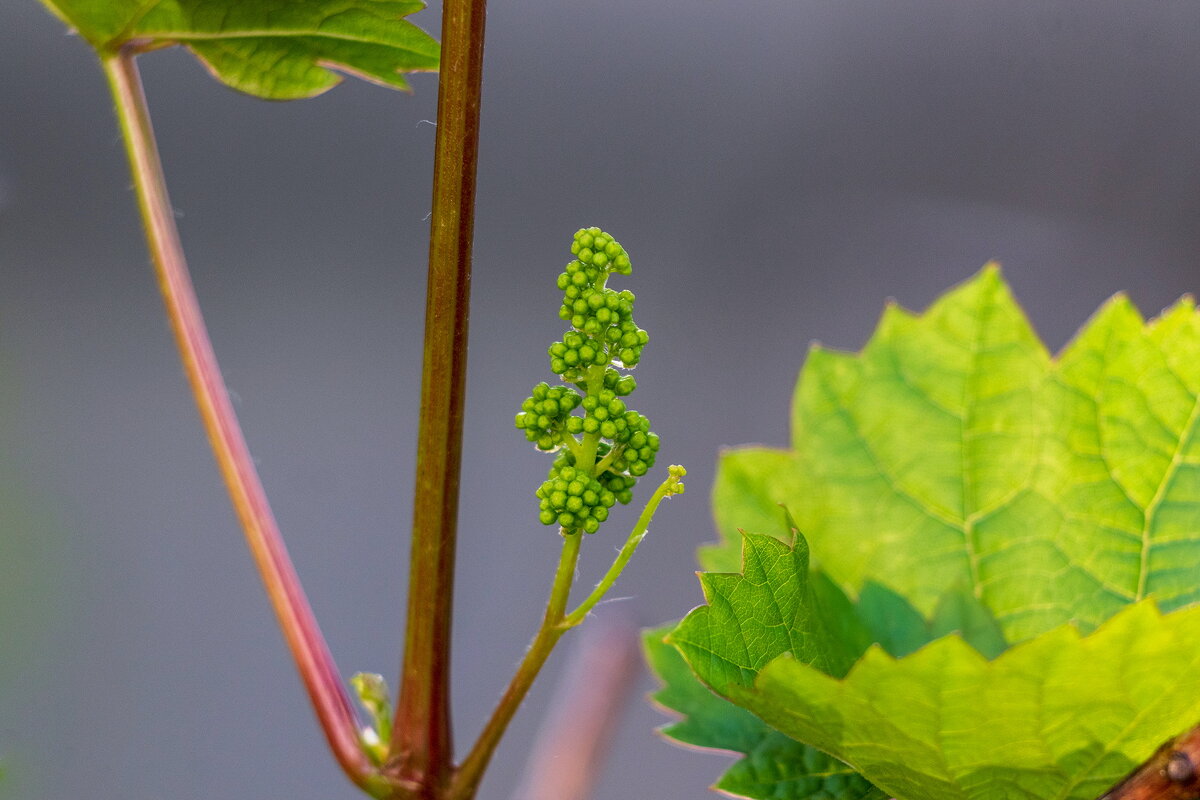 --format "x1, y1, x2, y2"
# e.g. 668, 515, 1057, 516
388, 0, 488, 793
1098, 723, 1200, 800
100, 48, 379, 792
